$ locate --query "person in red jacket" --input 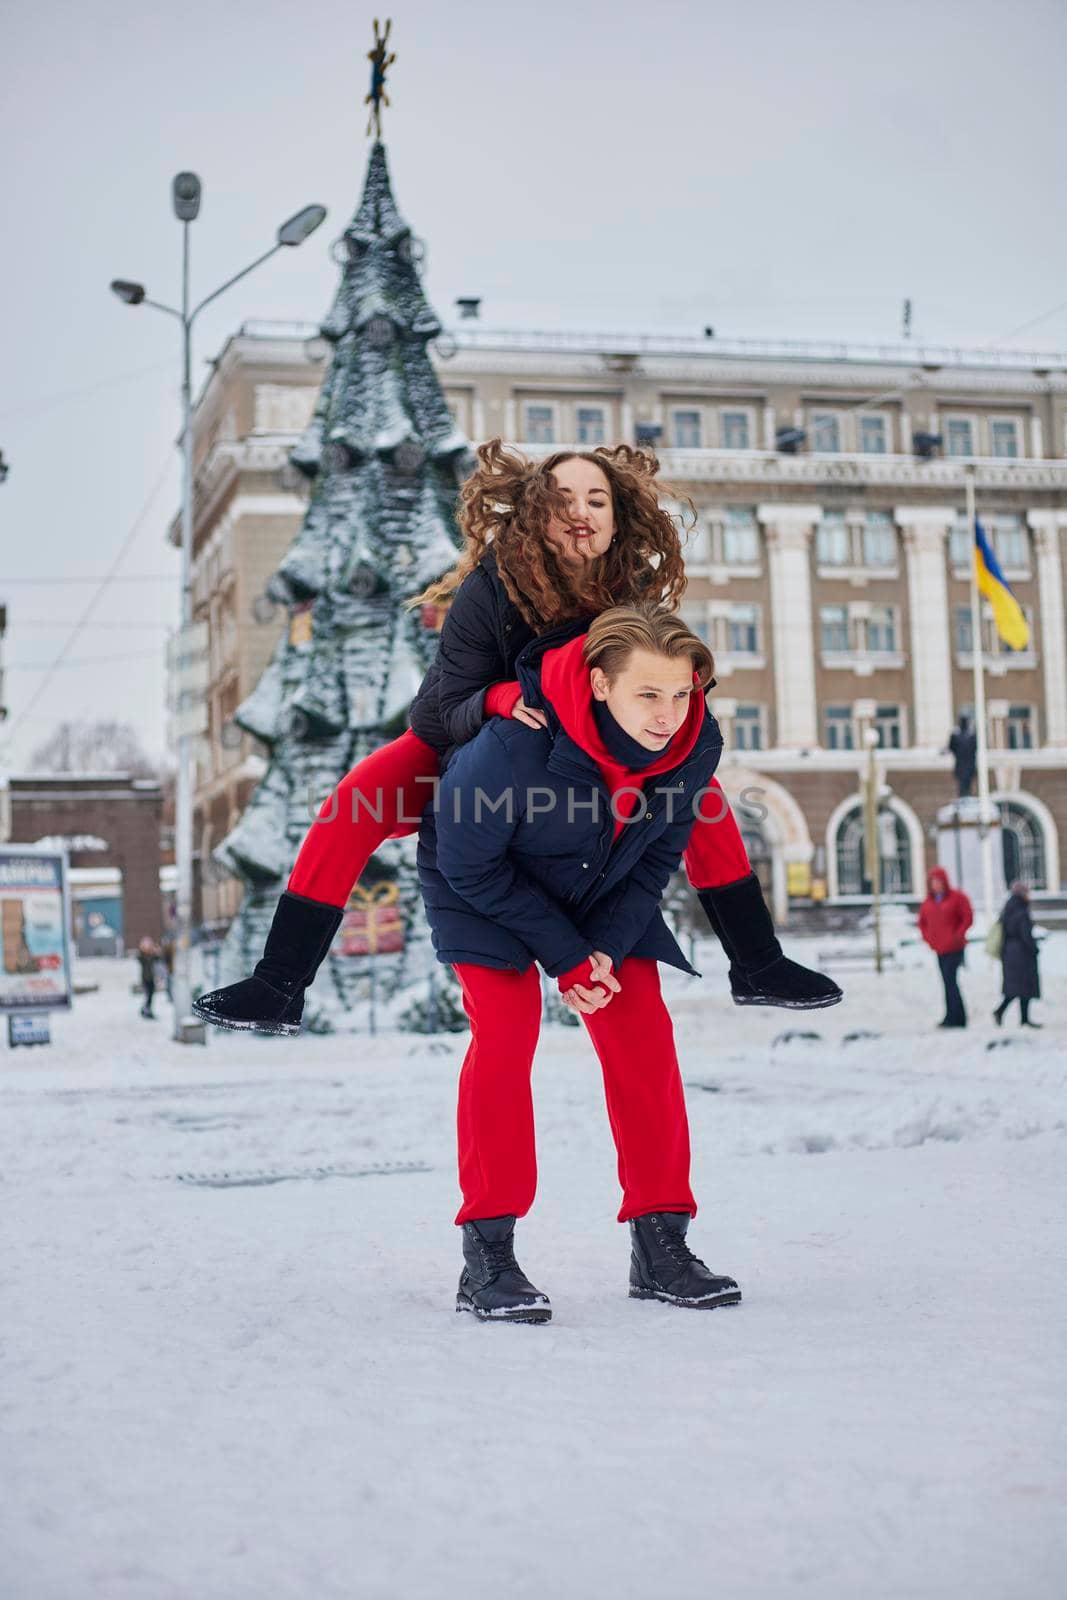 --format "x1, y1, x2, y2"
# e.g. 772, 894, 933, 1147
917, 867, 973, 1028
